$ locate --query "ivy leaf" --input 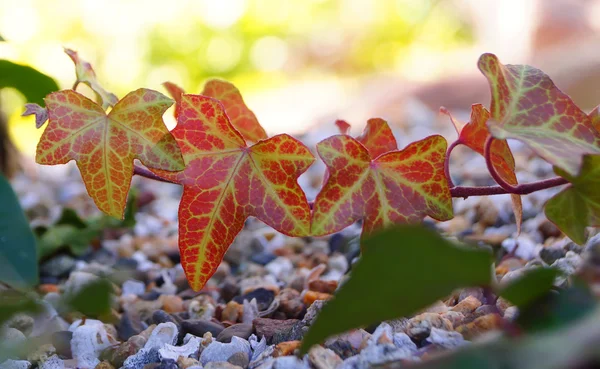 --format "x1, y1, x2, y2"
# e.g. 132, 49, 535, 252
0, 60, 59, 105
163, 80, 268, 143
545, 154, 600, 244
151, 94, 314, 290
478, 53, 600, 176
498, 267, 561, 307
300, 225, 492, 353
36, 89, 185, 218
22, 103, 48, 128
589, 106, 600, 132
335, 119, 351, 134
64, 48, 118, 109
311, 134, 453, 237
355, 118, 398, 158
442, 104, 523, 232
